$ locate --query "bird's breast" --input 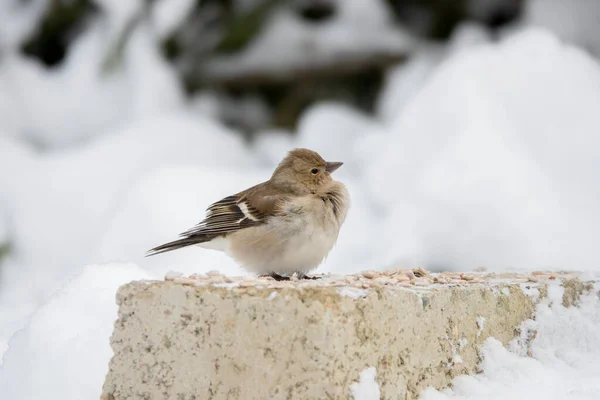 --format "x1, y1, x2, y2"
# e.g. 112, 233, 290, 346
226, 193, 346, 274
